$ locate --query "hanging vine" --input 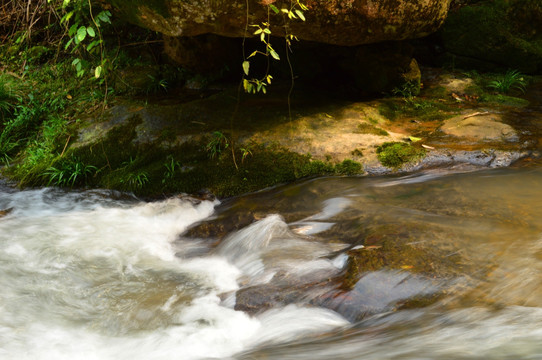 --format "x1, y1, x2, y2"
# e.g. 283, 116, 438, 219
241, 0, 308, 94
